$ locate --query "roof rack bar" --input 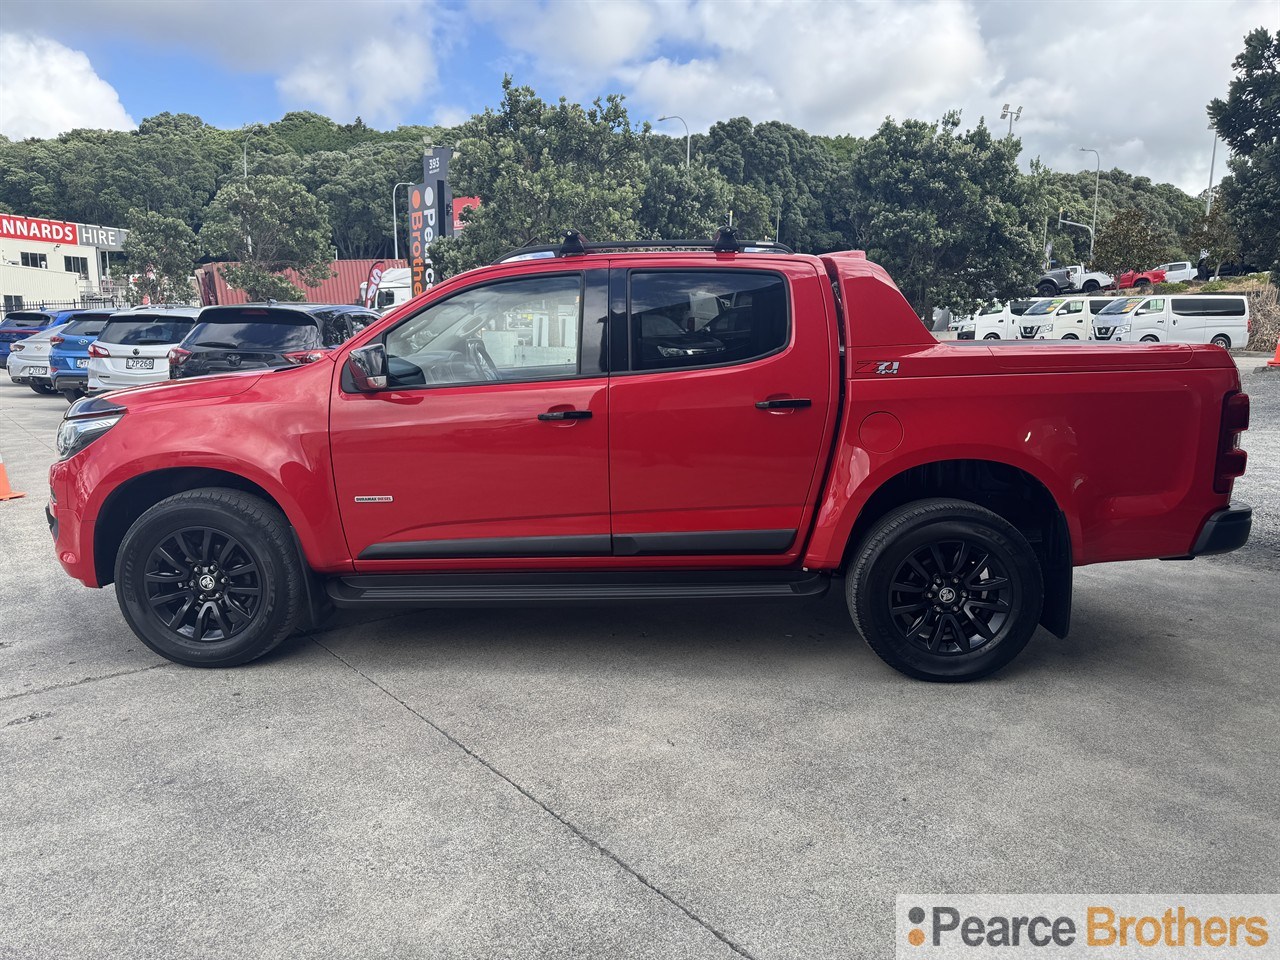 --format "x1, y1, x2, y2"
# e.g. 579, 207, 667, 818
493, 233, 795, 264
